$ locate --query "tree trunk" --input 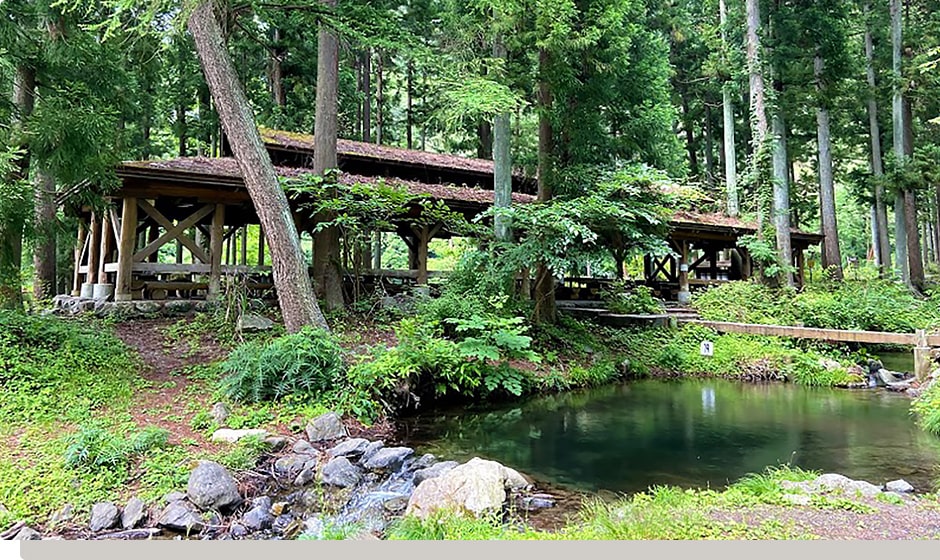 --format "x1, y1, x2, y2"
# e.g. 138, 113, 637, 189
865, 3, 891, 276
187, 0, 327, 332
32, 169, 57, 300
771, 78, 794, 285
890, 0, 909, 284
477, 121, 493, 159
720, 0, 738, 216
406, 61, 414, 150
815, 54, 842, 281
270, 28, 286, 109
361, 48, 371, 143
902, 95, 924, 292
0, 63, 35, 311
680, 93, 699, 179
310, 0, 344, 311
703, 102, 716, 189
493, 38, 511, 243
376, 50, 384, 144
533, 47, 556, 324
745, 0, 768, 233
